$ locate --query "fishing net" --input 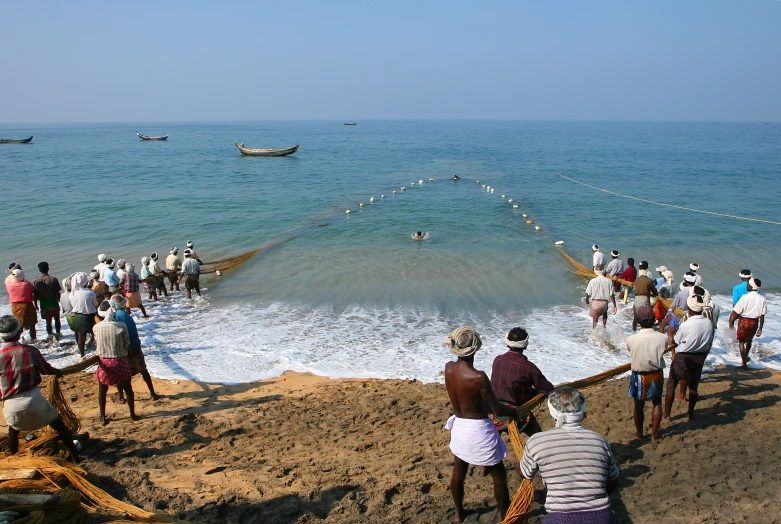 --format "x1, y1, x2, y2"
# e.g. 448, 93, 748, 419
198, 237, 295, 274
